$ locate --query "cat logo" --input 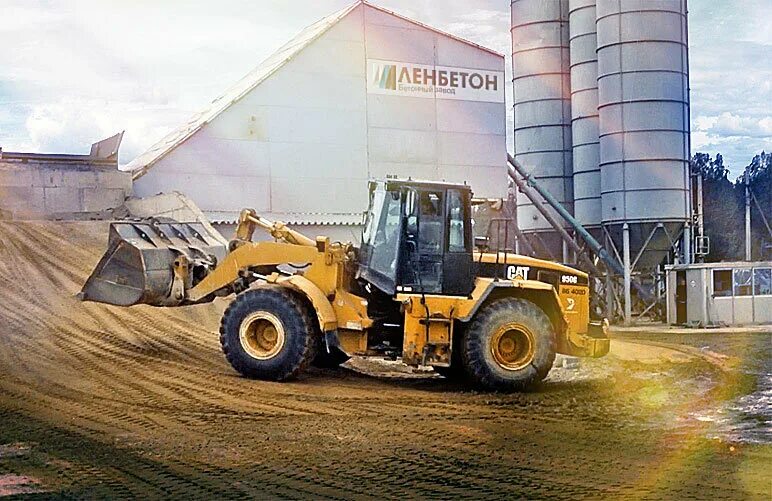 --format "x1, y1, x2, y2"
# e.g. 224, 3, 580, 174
506, 266, 530, 281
